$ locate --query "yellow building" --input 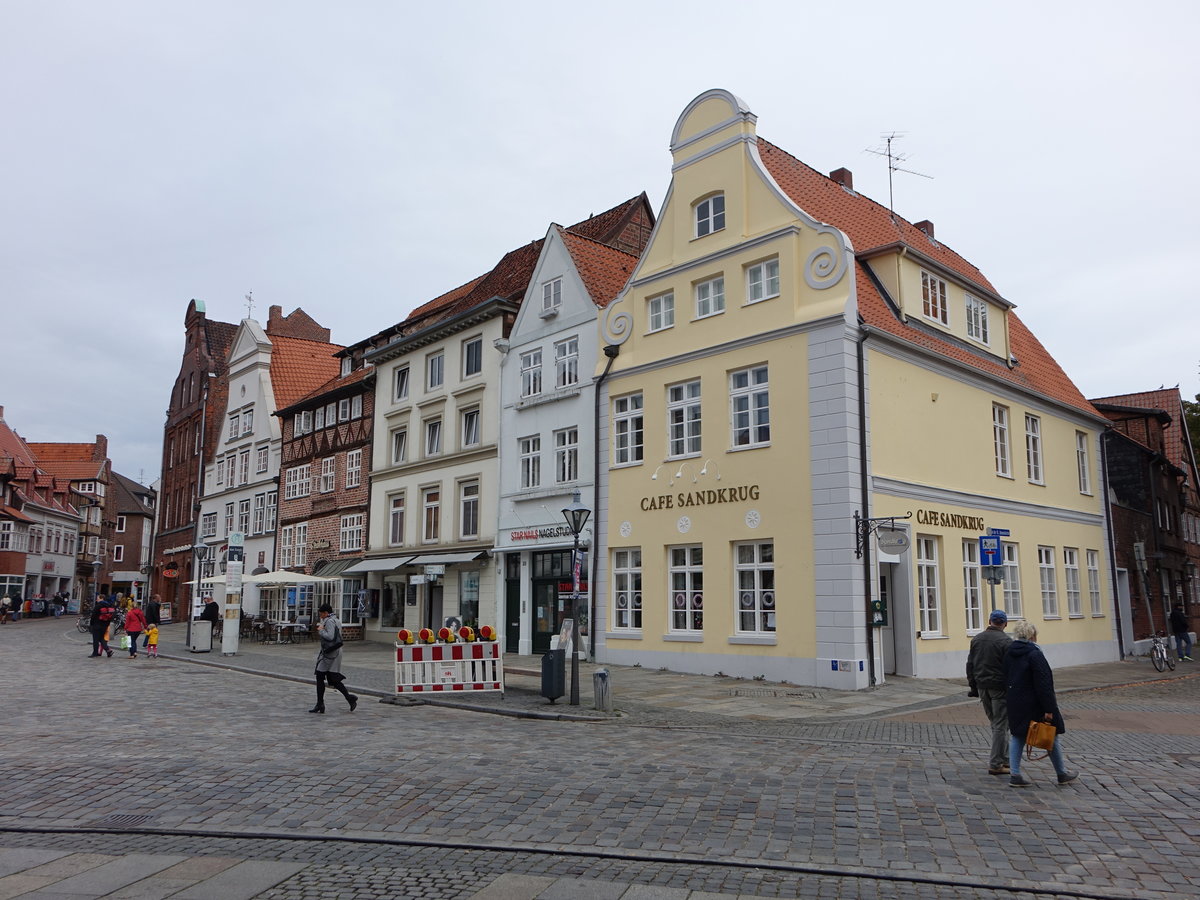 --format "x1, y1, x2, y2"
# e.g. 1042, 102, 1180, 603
594, 89, 1115, 687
